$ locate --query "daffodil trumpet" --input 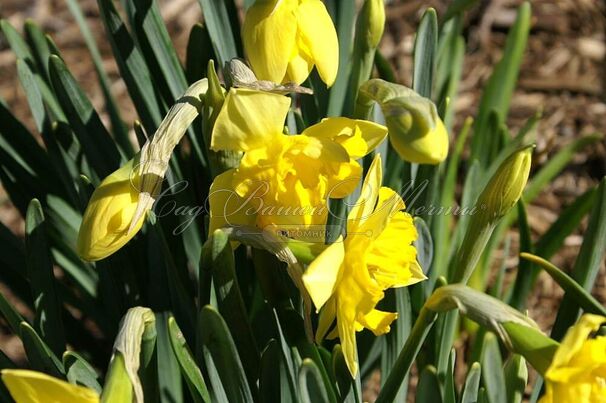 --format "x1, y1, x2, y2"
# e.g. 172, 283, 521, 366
302, 154, 426, 377
208, 87, 388, 240
242, 0, 339, 86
